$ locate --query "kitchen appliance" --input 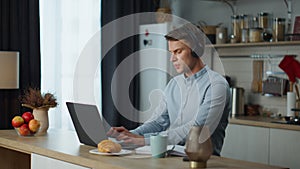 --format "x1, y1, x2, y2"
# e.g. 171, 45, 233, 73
231, 87, 245, 117
139, 23, 176, 122
262, 76, 289, 96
